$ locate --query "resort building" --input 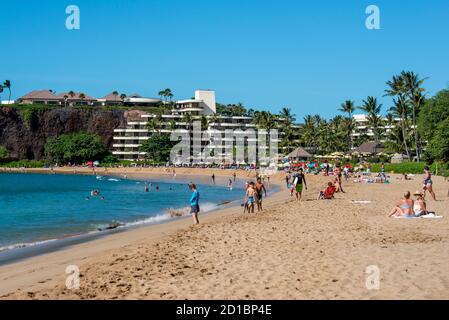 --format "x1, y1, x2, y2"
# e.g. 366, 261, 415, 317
351, 114, 399, 143
56, 92, 97, 106
112, 90, 283, 164
97, 93, 124, 106
17, 90, 61, 105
